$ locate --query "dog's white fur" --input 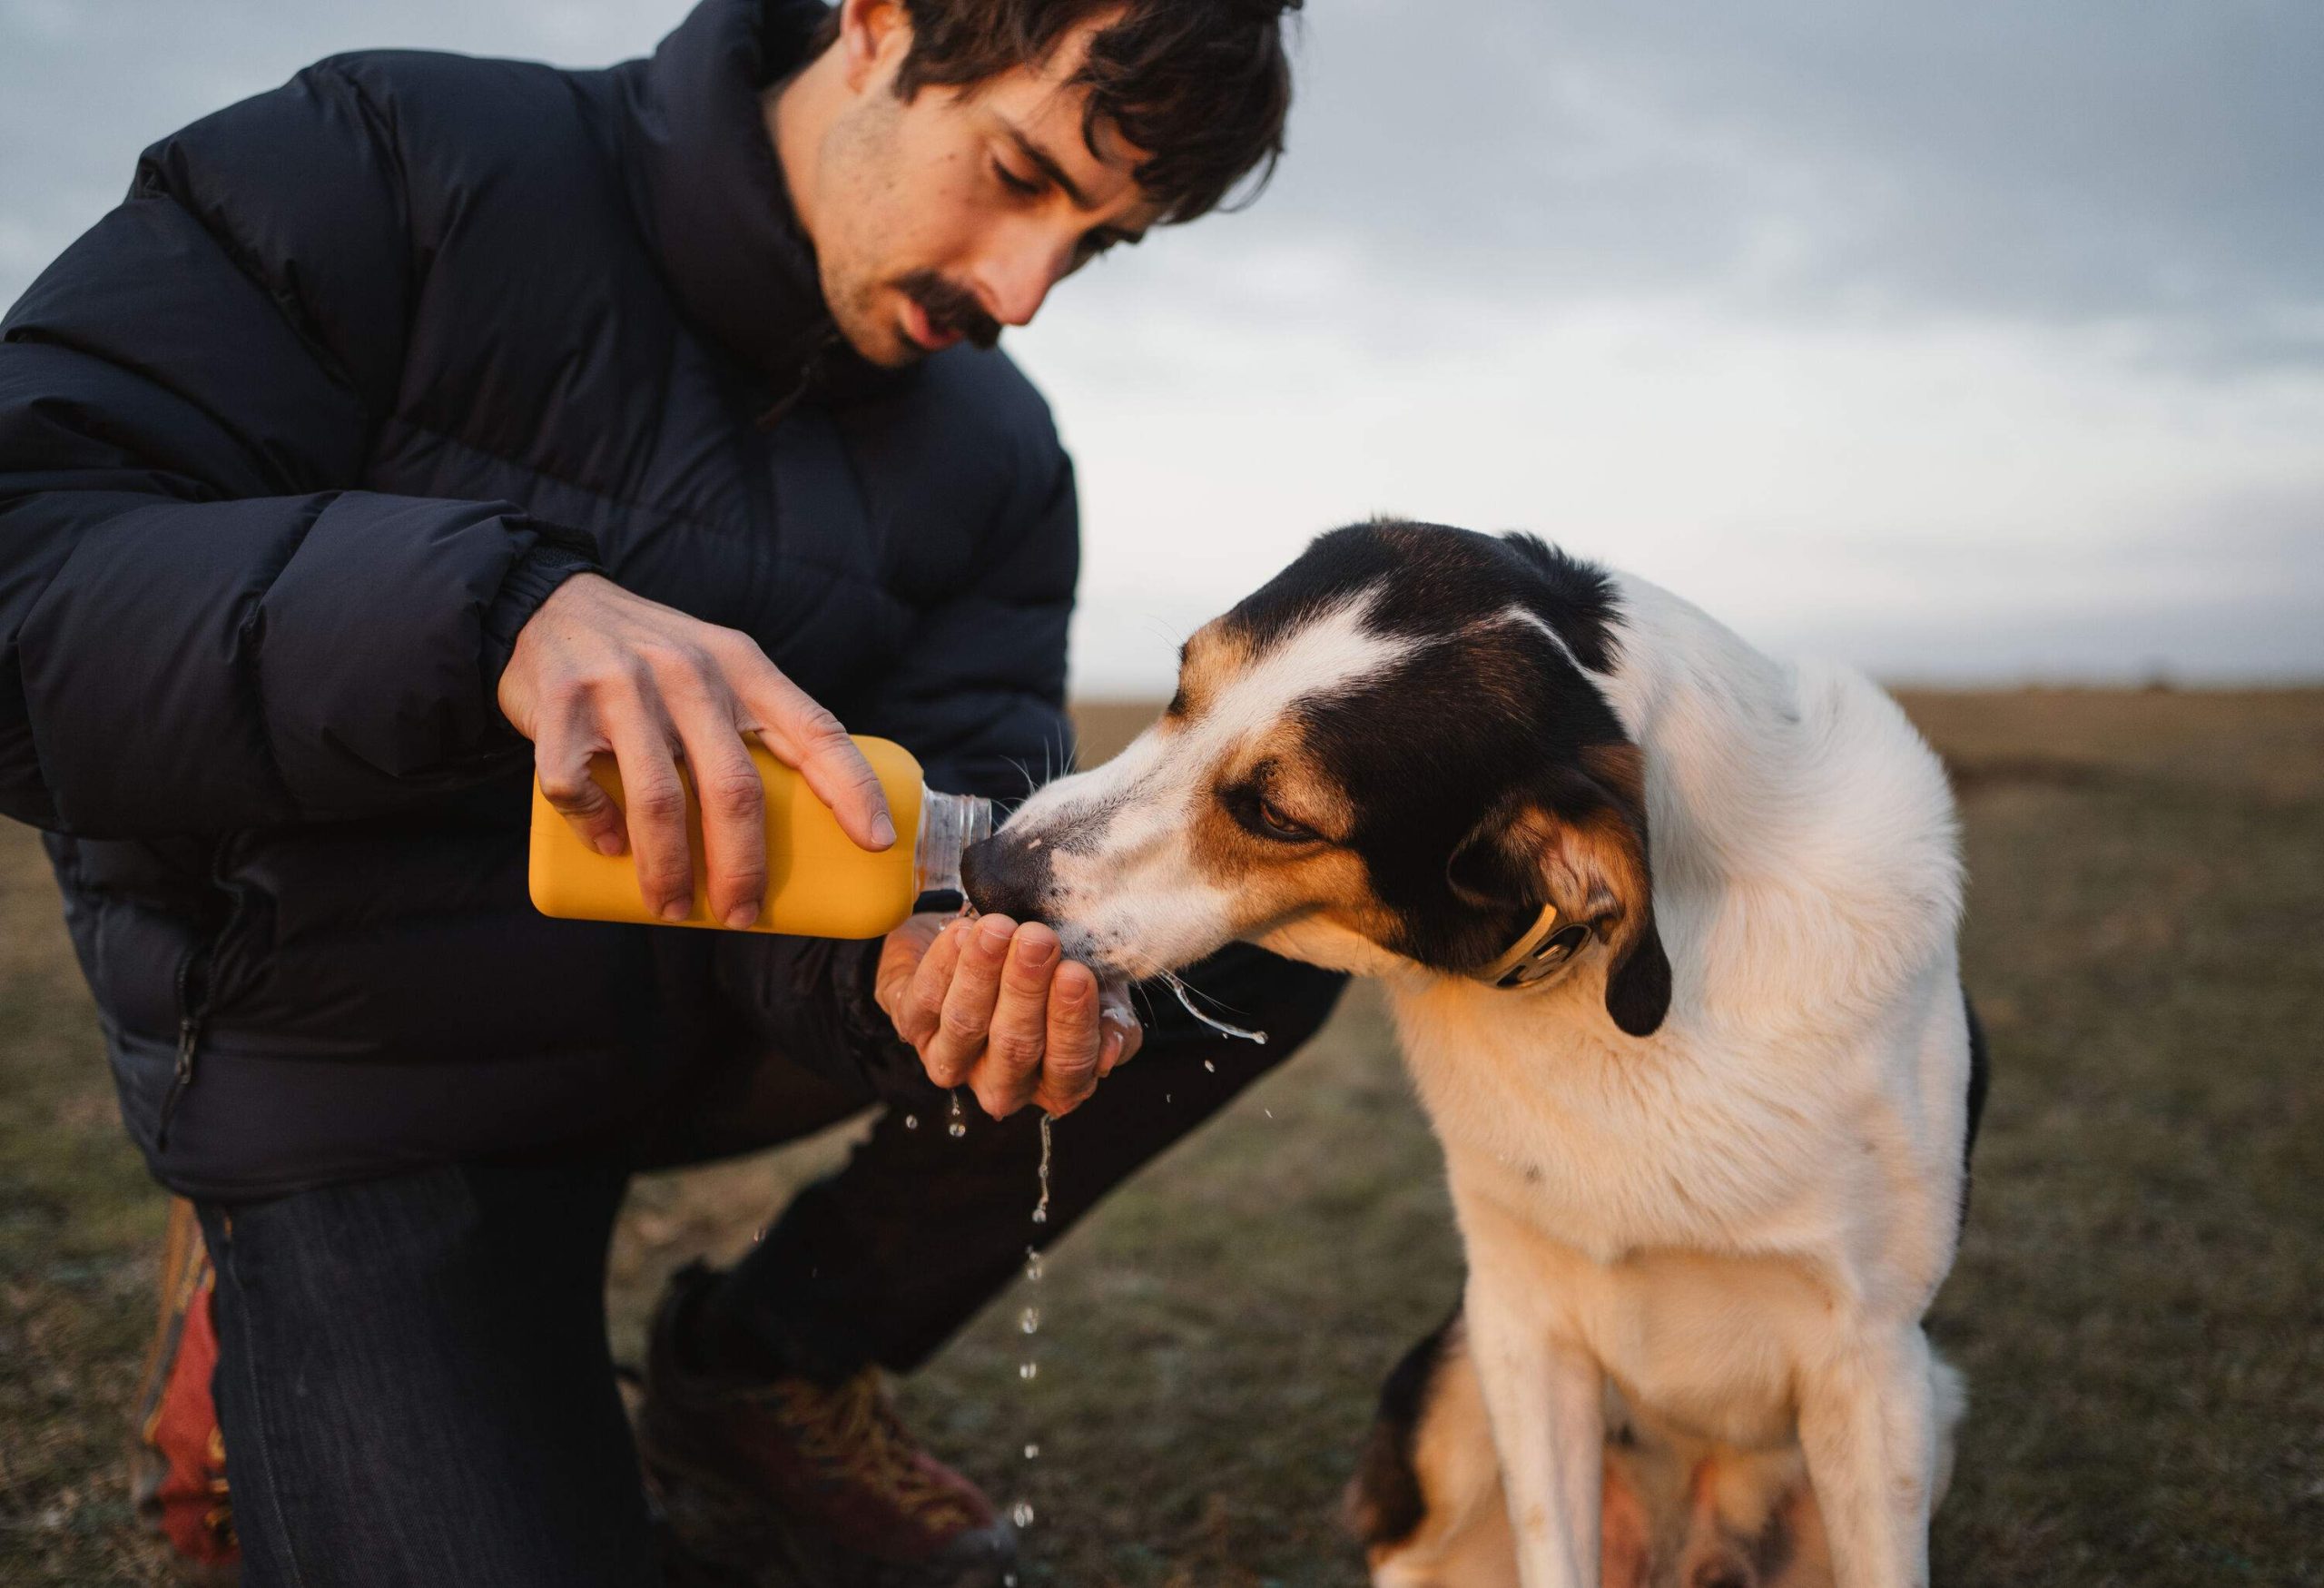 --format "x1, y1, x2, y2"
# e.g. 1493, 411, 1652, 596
1005, 567, 1971, 1588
